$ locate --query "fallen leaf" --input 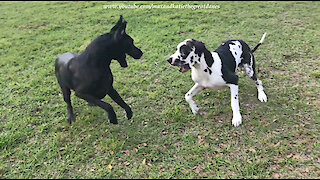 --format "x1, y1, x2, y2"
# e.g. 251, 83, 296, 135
198, 136, 205, 144
192, 165, 202, 174
124, 150, 130, 156
142, 158, 146, 165
248, 148, 256, 153
287, 153, 293, 158
143, 143, 147, 147
108, 164, 112, 170
109, 150, 114, 155
272, 173, 280, 178
273, 157, 278, 163
124, 162, 130, 166
293, 154, 300, 160
203, 100, 210, 103
147, 162, 152, 167
274, 142, 281, 147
